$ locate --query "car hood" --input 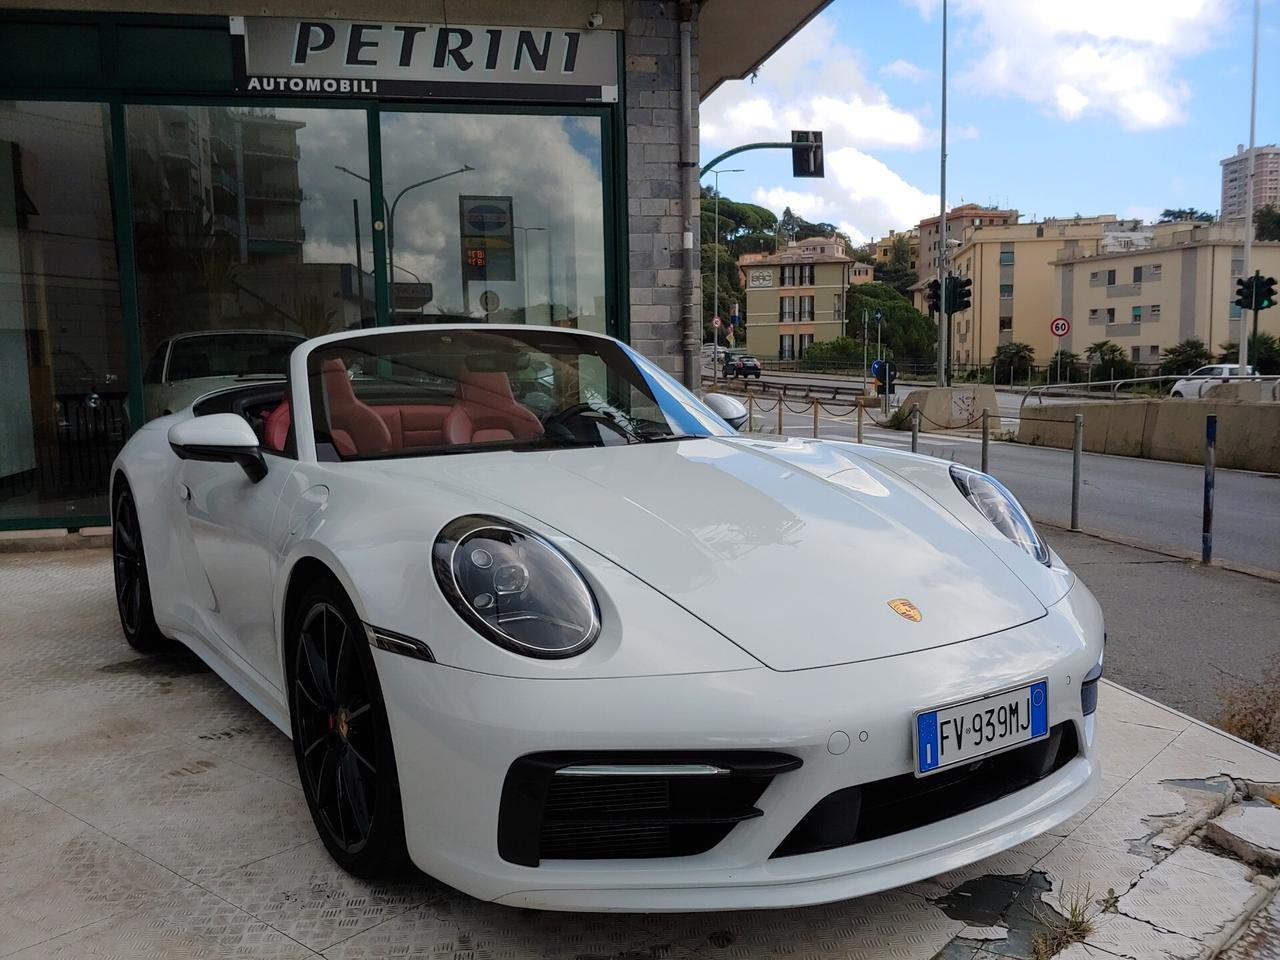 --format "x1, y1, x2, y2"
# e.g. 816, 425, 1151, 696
374, 437, 1046, 671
